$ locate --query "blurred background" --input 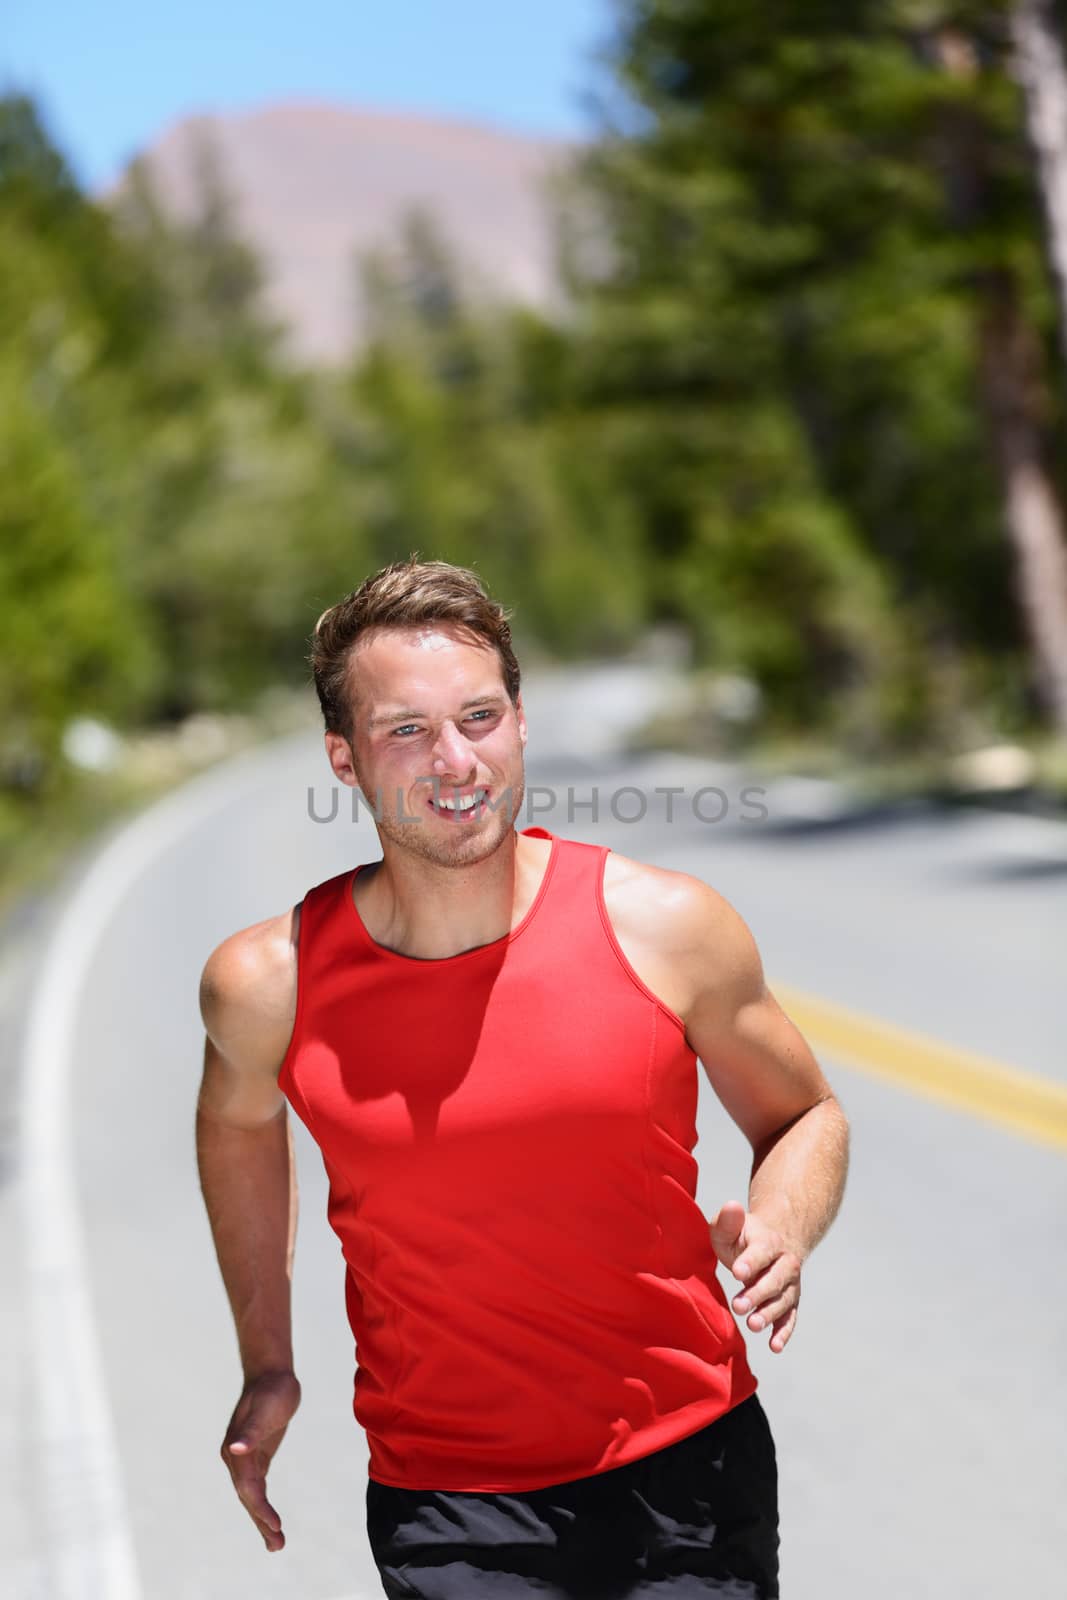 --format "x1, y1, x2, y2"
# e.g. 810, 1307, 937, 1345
1, 3, 1065, 1599
4, 0, 1067, 889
